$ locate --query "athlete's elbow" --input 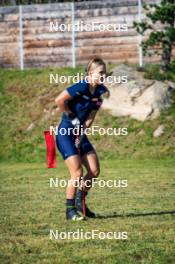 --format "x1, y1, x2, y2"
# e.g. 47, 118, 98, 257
85, 119, 92, 128
55, 97, 59, 106
55, 98, 64, 110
